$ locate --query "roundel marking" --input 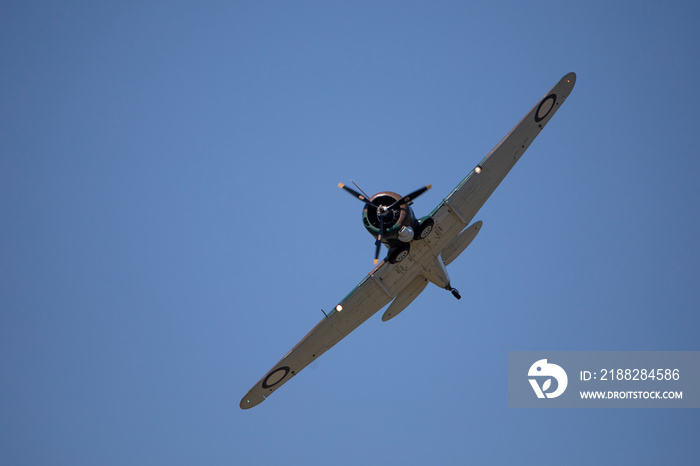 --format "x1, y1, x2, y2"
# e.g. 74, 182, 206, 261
535, 94, 557, 122
262, 366, 290, 389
